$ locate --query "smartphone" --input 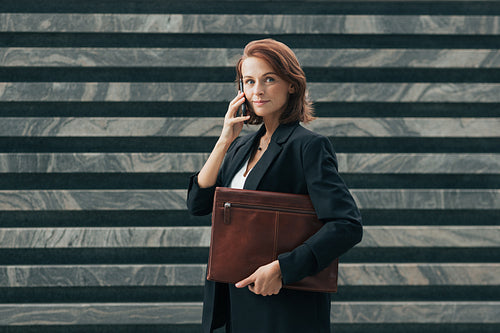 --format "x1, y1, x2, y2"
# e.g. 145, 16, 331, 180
239, 78, 247, 118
